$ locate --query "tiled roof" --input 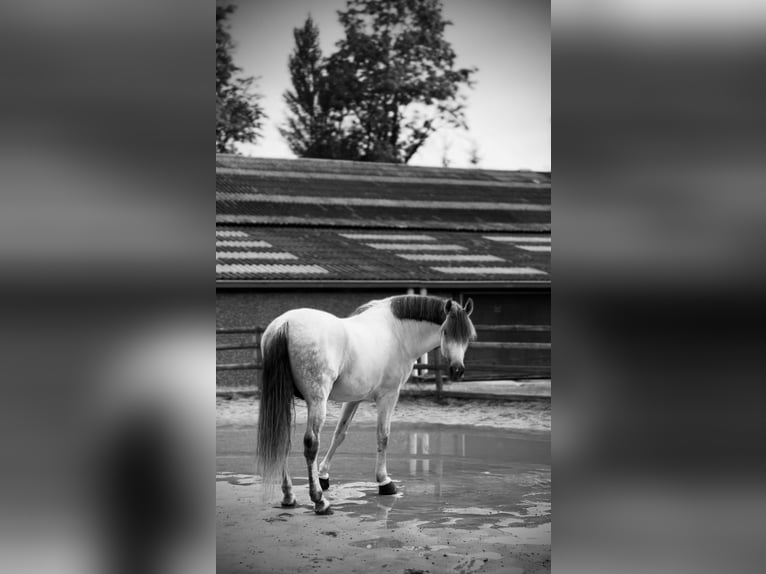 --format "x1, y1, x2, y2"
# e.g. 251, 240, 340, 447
216, 227, 550, 283
216, 155, 549, 186
216, 156, 550, 233
215, 155, 550, 284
